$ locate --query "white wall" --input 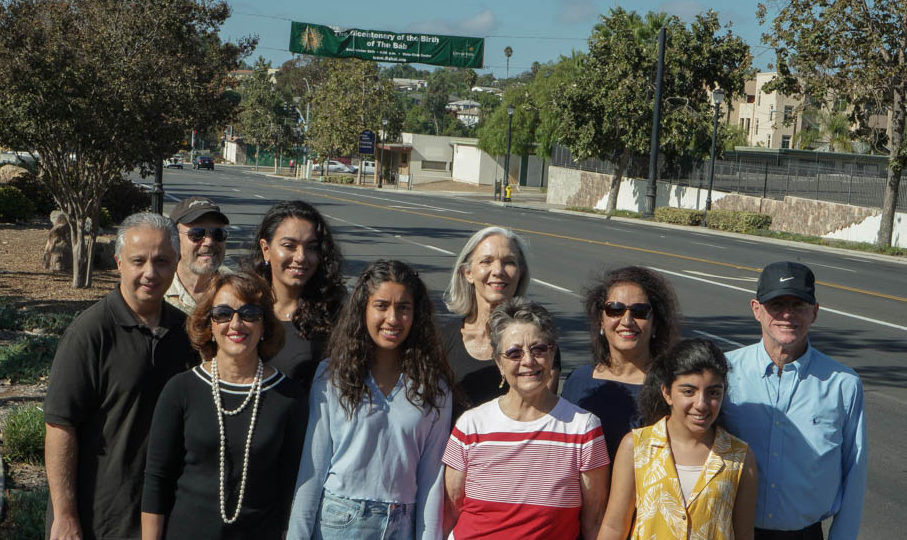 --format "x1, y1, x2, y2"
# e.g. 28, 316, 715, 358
452, 143, 497, 185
